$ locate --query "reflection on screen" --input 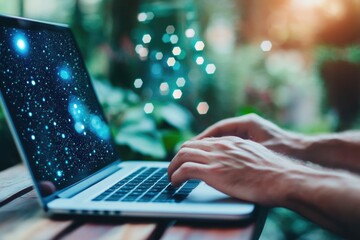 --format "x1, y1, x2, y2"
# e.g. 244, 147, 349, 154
0, 25, 118, 197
